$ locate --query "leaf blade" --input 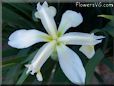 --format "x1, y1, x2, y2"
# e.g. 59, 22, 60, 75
85, 49, 104, 84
